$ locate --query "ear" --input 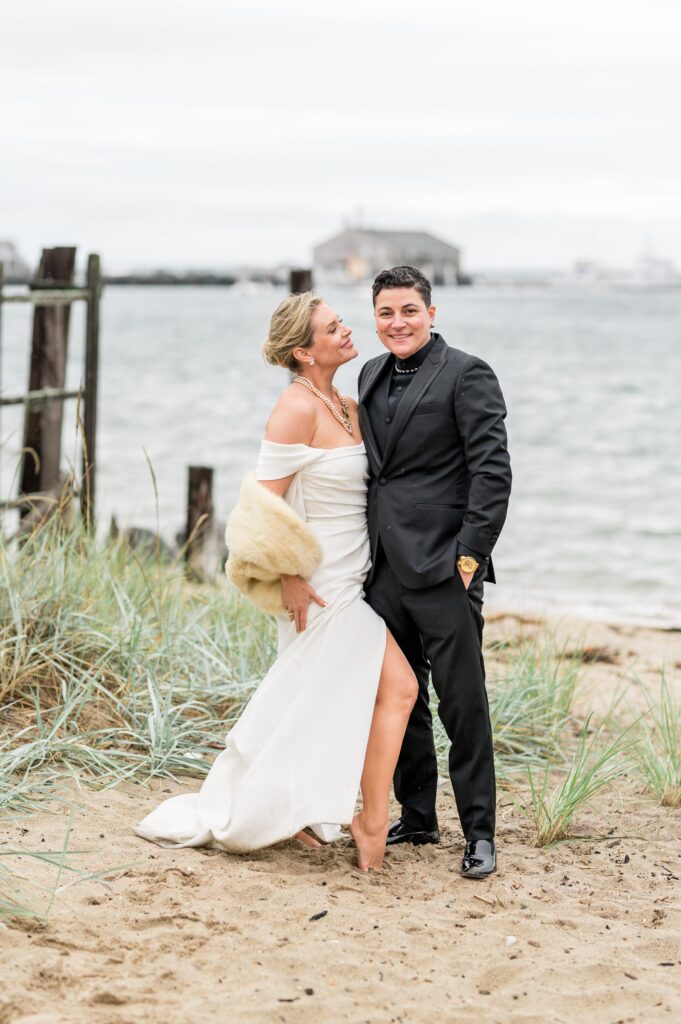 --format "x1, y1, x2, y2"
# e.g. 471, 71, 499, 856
292, 346, 312, 365
428, 304, 436, 325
